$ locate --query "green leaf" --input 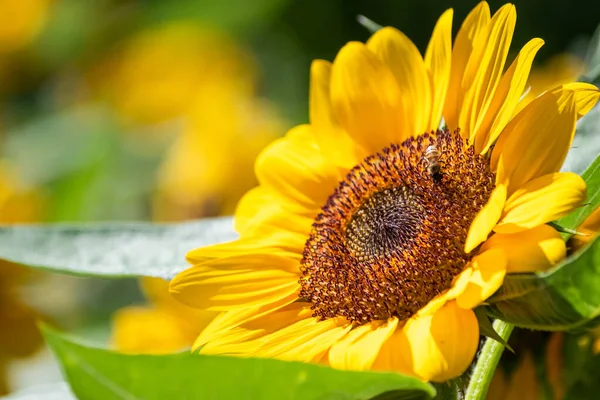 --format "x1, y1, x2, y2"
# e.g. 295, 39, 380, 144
486, 235, 600, 332
0, 217, 236, 279
558, 153, 600, 239
43, 325, 435, 400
